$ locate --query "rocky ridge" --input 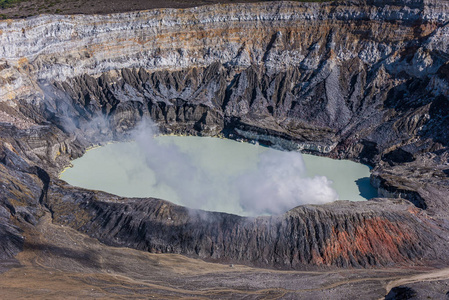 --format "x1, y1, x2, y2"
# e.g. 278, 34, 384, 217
0, 0, 449, 273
